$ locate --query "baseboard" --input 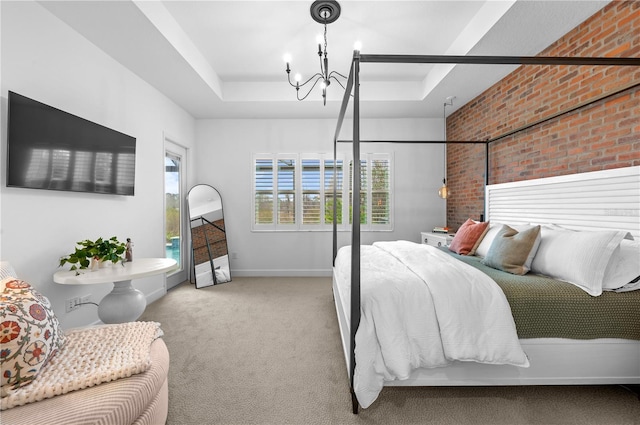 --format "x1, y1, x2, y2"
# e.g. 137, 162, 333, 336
146, 286, 167, 304
231, 269, 332, 277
